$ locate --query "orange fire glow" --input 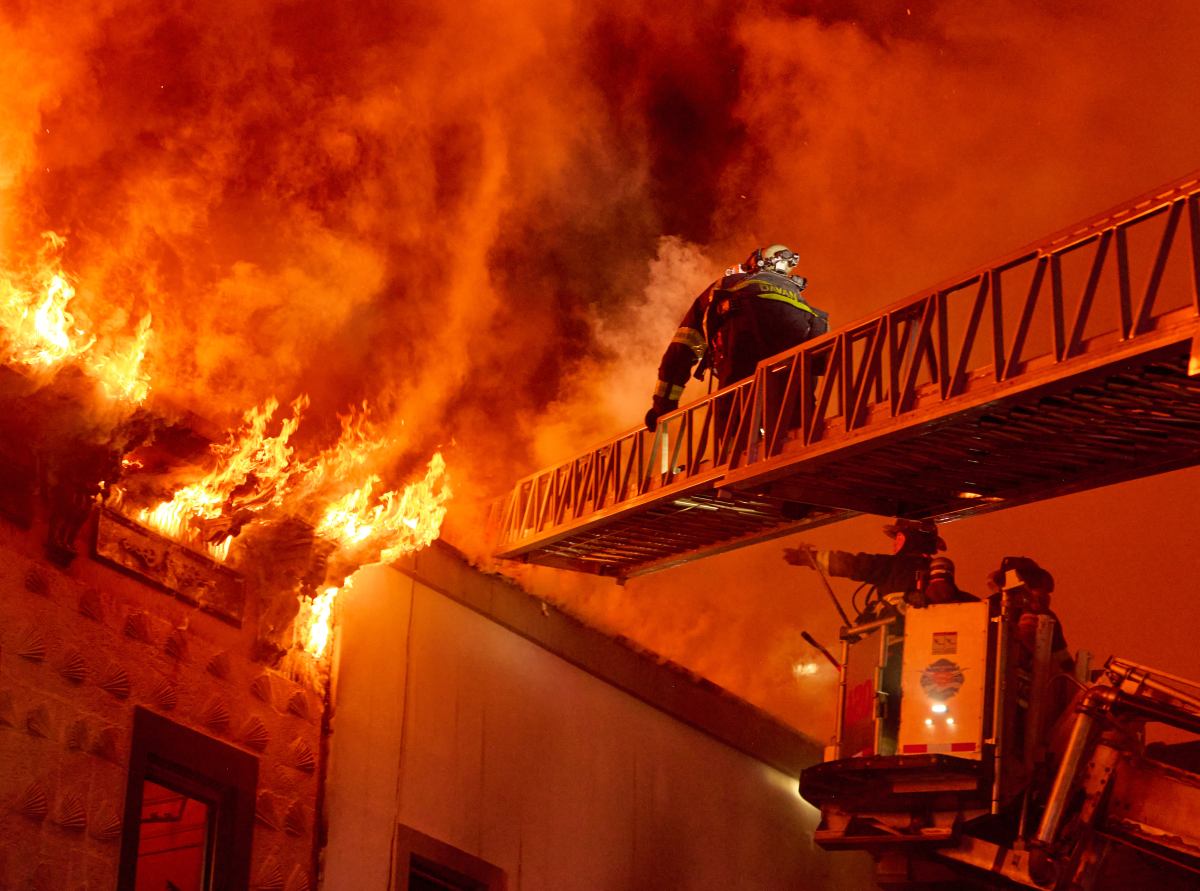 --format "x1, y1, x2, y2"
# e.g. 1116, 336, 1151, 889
0, 0, 1195, 746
